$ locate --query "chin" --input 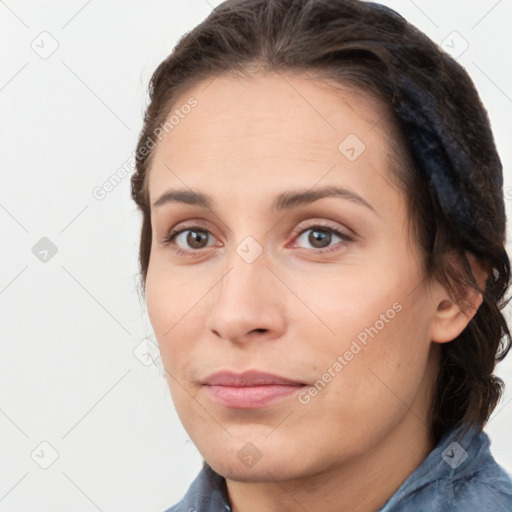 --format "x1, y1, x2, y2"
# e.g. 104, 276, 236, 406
199, 438, 315, 483
207, 456, 301, 483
